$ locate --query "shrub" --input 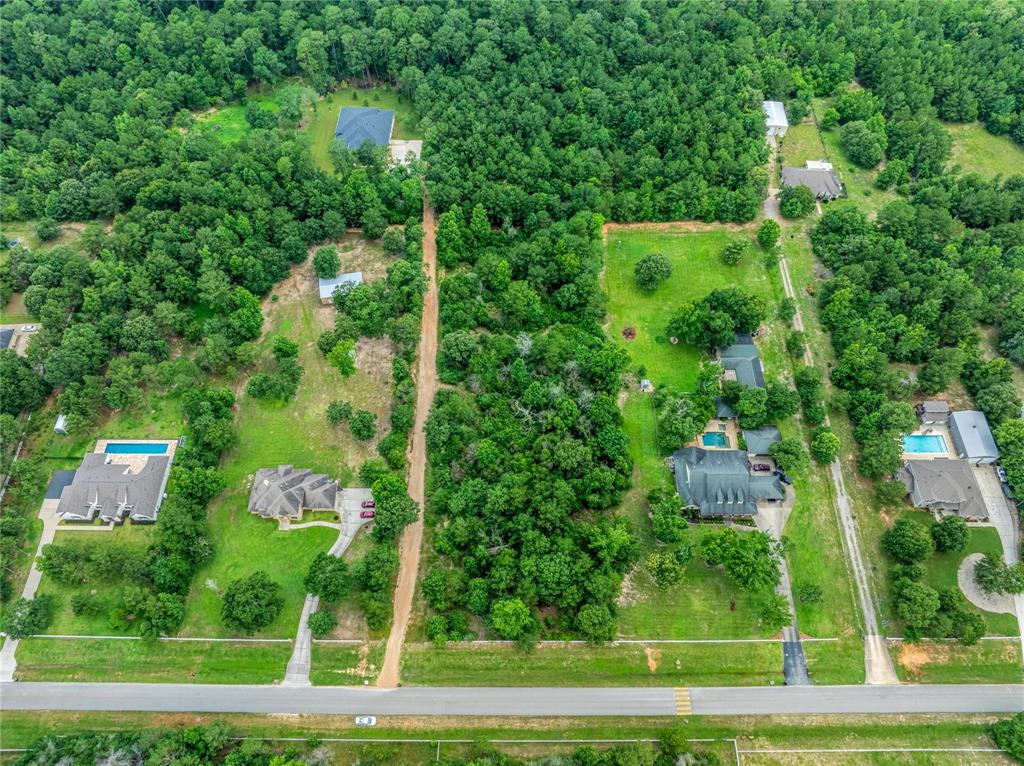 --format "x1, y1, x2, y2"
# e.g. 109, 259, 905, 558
780, 185, 816, 218
35, 218, 59, 241
0, 595, 53, 638
326, 400, 352, 425
313, 246, 340, 279
796, 583, 823, 604
777, 297, 797, 323
757, 219, 780, 250
721, 240, 747, 266
633, 252, 672, 292
810, 427, 840, 464
930, 515, 969, 553
990, 712, 1024, 762
349, 409, 376, 441
221, 571, 284, 634
769, 438, 808, 473
307, 610, 337, 638
304, 553, 348, 602
786, 330, 806, 357
882, 517, 934, 564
